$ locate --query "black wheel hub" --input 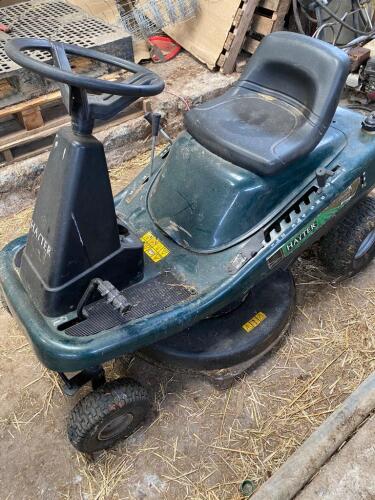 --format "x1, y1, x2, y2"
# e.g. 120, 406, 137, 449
97, 411, 134, 441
